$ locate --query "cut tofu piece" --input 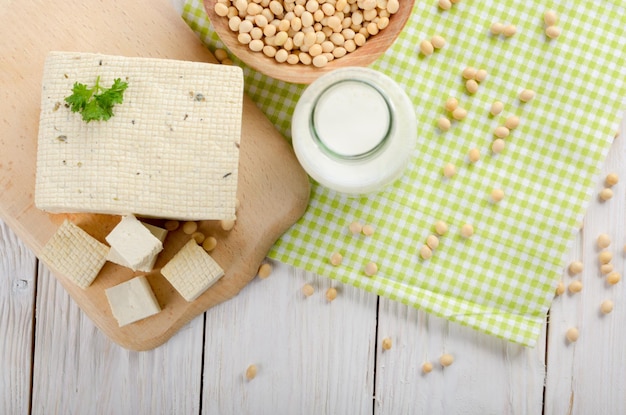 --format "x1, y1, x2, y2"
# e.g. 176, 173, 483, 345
35, 51, 243, 220
40, 220, 109, 289
105, 214, 163, 271
105, 275, 161, 327
106, 221, 168, 272
161, 239, 224, 302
